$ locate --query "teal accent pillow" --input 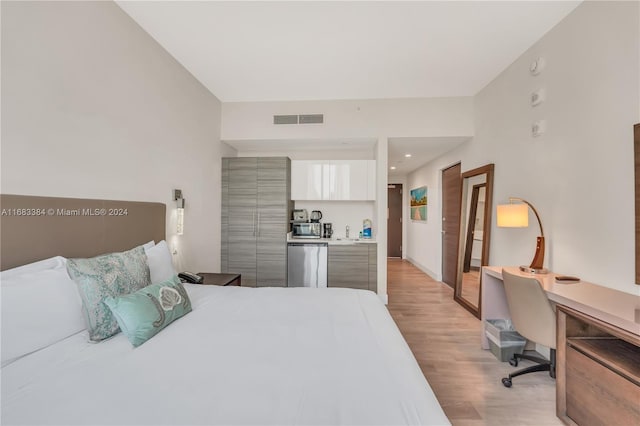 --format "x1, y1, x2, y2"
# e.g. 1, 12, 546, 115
104, 275, 192, 347
67, 246, 151, 342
